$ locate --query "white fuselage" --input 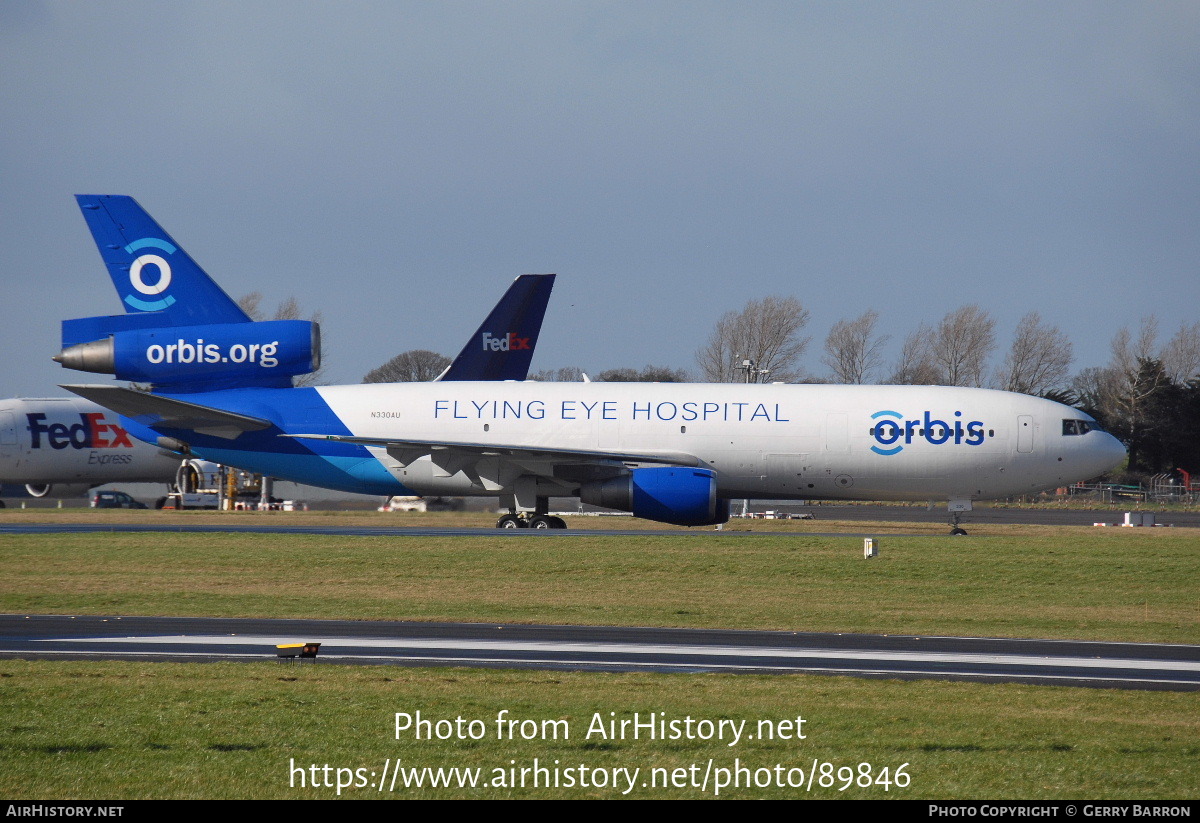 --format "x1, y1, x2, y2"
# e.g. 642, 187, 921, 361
0, 397, 181, 490
312, 381, 1125, 502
